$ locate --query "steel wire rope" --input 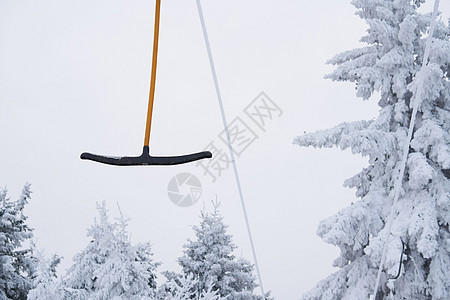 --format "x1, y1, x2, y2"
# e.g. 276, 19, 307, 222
372, 0, 440, 297
195, 0, 265, 297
